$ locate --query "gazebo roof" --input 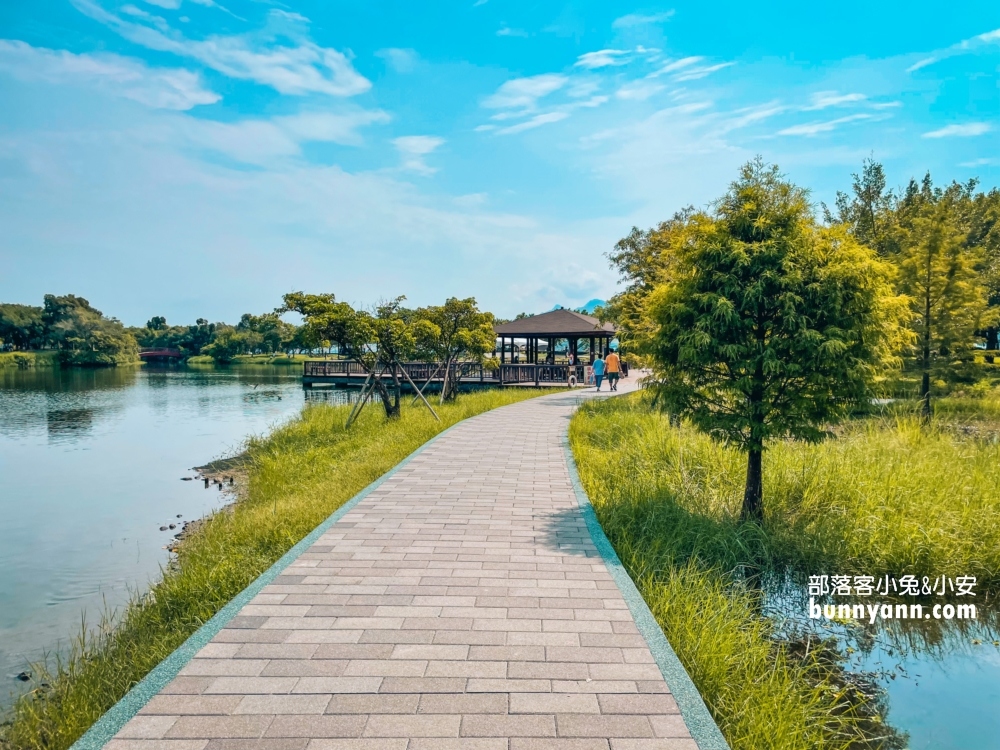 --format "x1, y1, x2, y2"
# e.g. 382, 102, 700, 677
494, 309, 615, 337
